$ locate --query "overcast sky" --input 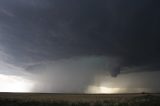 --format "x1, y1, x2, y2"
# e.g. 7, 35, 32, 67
0, 0, 160, 93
